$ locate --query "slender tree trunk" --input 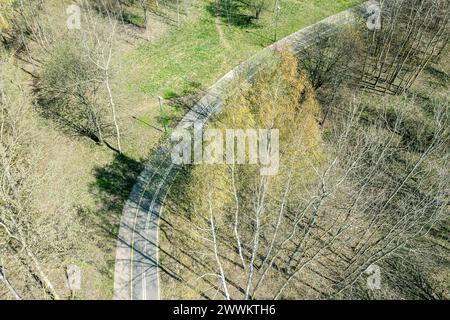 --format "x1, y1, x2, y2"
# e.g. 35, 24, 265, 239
207, 187, 230, 300
105, 71, 122, 153
0, 268, 22, 300
231, 164, 246, 270
26, 247, 60, 300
